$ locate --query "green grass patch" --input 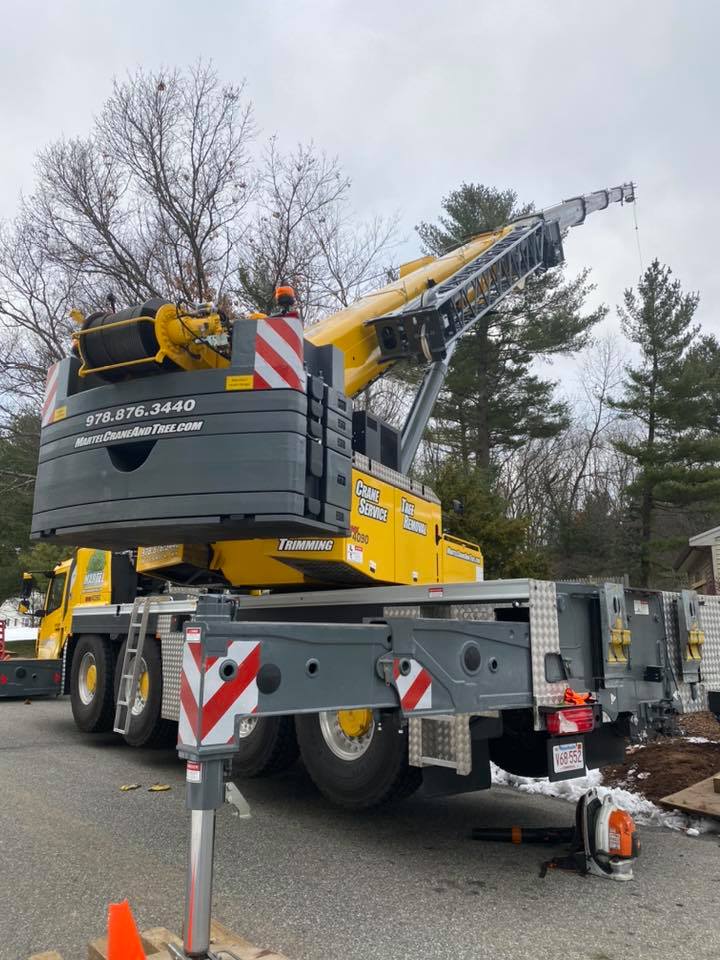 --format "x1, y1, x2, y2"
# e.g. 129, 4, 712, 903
7, 640, 37, 659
